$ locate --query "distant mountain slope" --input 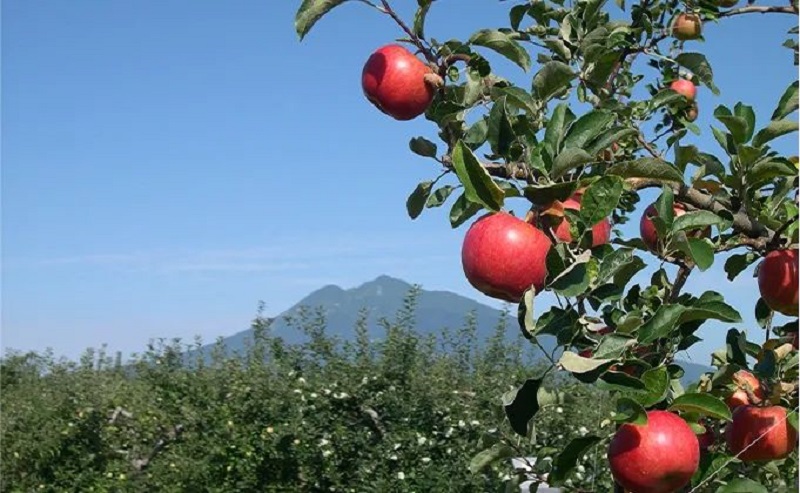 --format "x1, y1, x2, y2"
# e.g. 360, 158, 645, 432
204, 275, 712, 385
